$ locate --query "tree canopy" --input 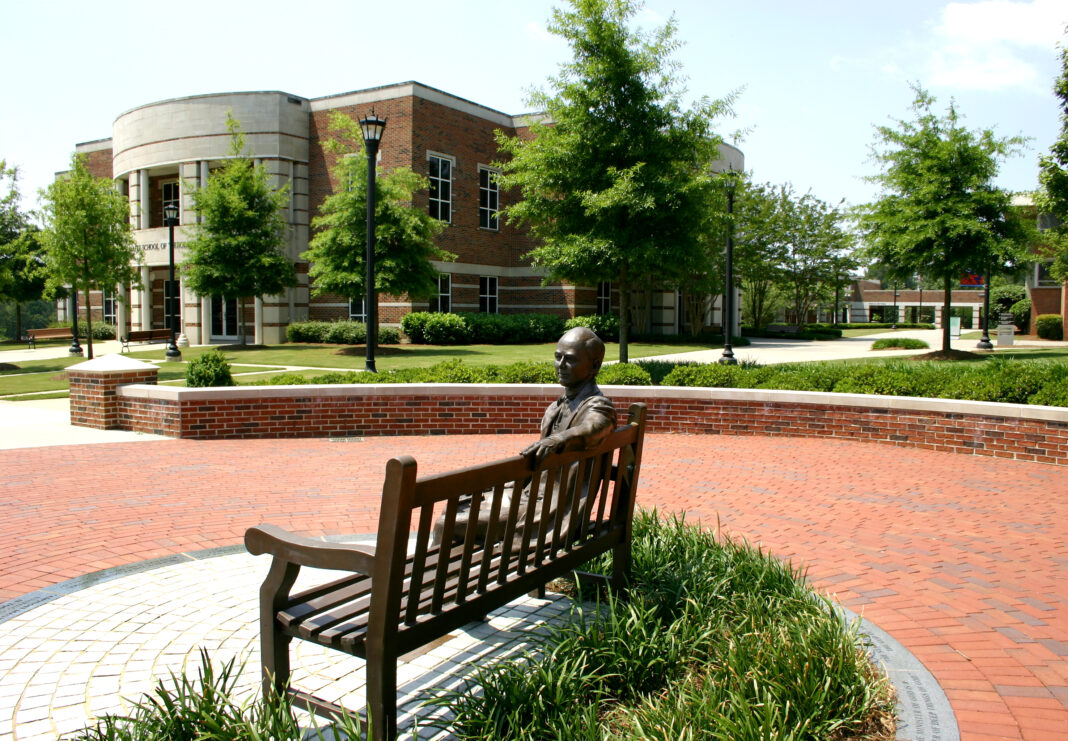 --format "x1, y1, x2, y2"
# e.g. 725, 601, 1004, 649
183, 114, 296, 342
497, 0, 733, 361
1037, 39, 1068, 283
858, 86, 1025, 351
0, 161, 48, 341
40, 154, 140, 358
304, 112, 453, 305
